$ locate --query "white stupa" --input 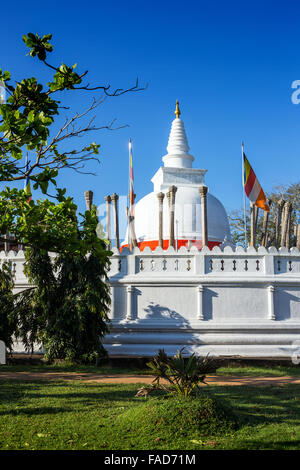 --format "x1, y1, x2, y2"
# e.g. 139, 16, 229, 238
122, 101, 231, 250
